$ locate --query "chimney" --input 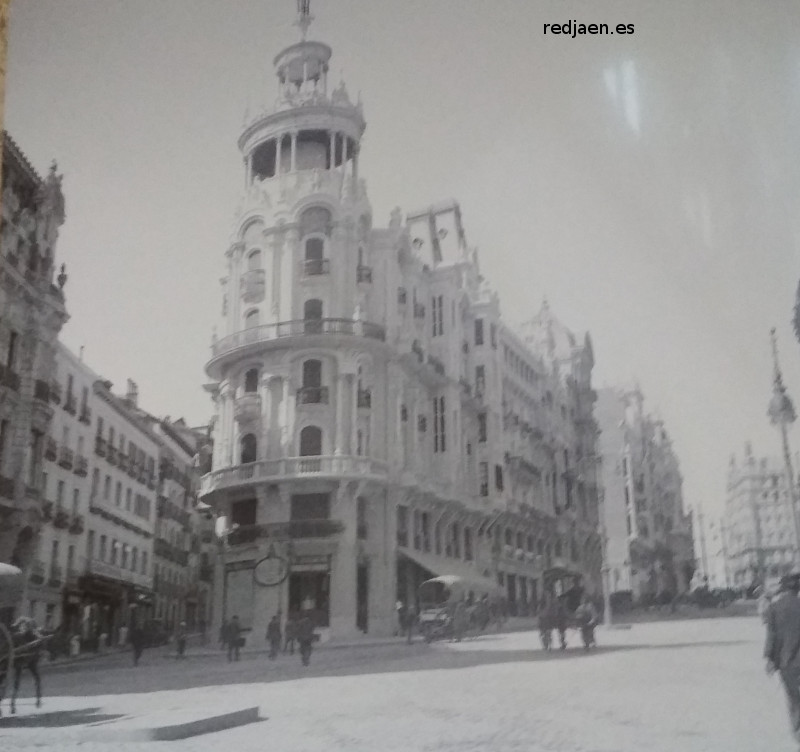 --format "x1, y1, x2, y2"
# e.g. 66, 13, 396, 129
126, 379, 138, 407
